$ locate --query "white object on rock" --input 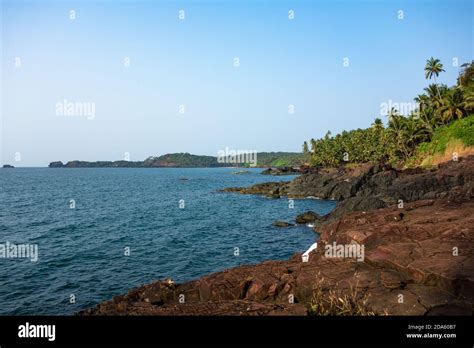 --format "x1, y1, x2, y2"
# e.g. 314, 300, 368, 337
302, 242, 317, 262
